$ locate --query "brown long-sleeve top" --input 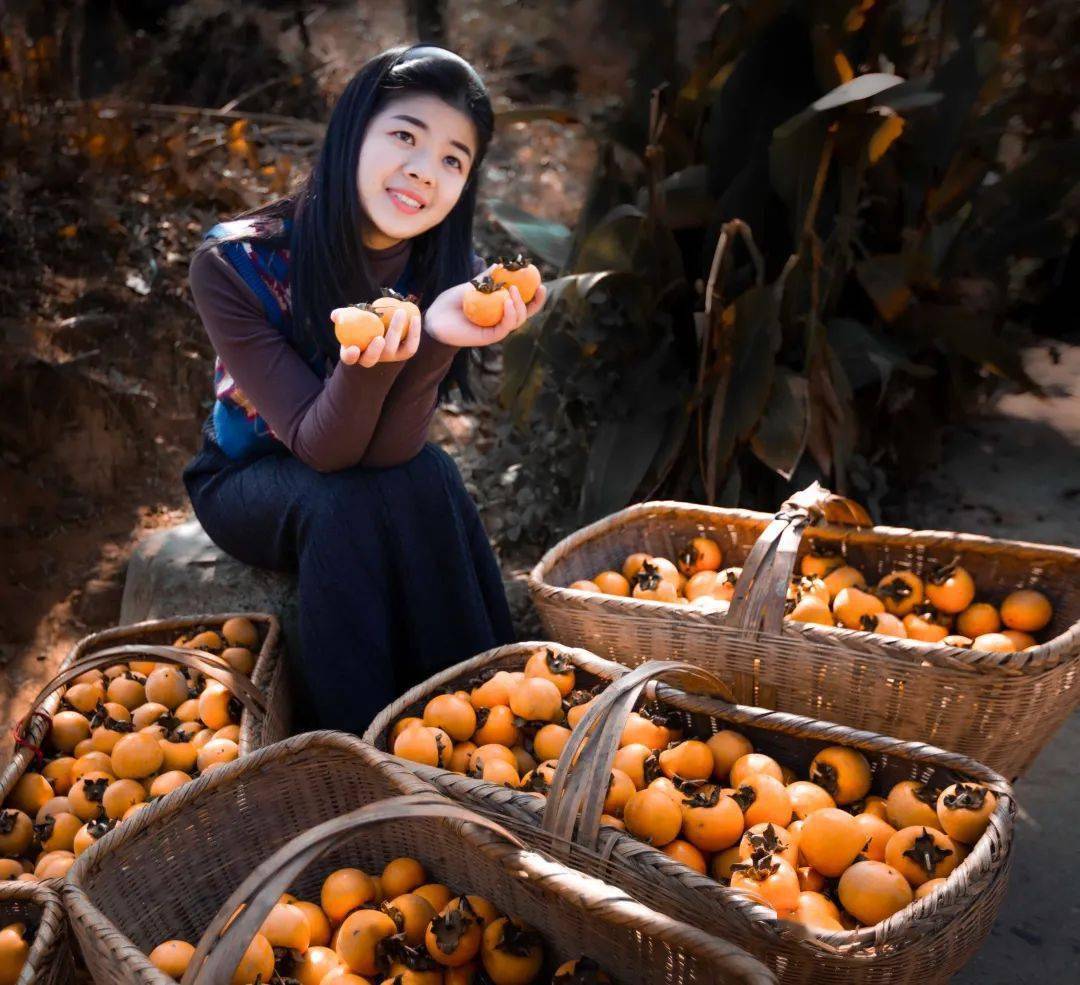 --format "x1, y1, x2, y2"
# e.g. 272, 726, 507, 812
188, 241, 481, 472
